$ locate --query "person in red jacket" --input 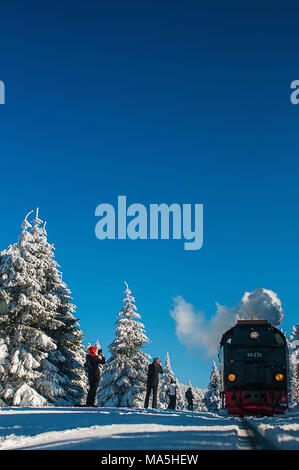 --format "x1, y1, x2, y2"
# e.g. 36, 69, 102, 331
85, 346, 106, 407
